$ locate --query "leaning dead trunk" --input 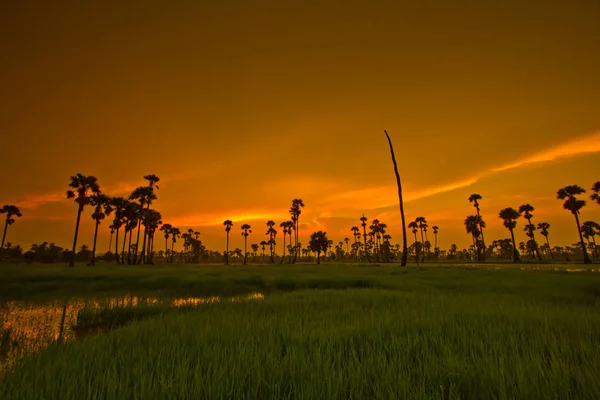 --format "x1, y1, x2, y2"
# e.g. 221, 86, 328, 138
384, 130, 408, 267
